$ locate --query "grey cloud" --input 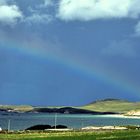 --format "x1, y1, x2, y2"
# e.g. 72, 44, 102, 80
24, 13, 53, 25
